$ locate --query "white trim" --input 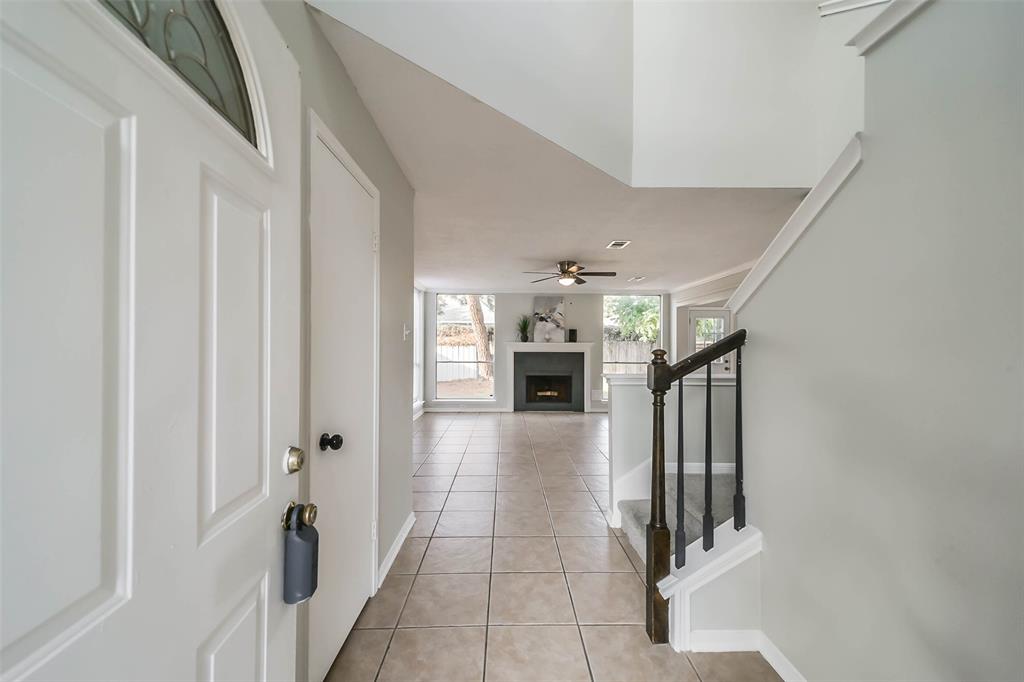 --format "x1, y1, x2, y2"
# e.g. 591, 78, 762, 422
760, 634, 807, 682
425, 406, 512, 413
847, 0, 933, 55
307, 109, 383, 596
413, 401, 425, 421
659, 524, 763, 652
818, 0, 889, 18
727, 134, 863, 314
689, 629, 763, 652
376, 513, 416, 589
